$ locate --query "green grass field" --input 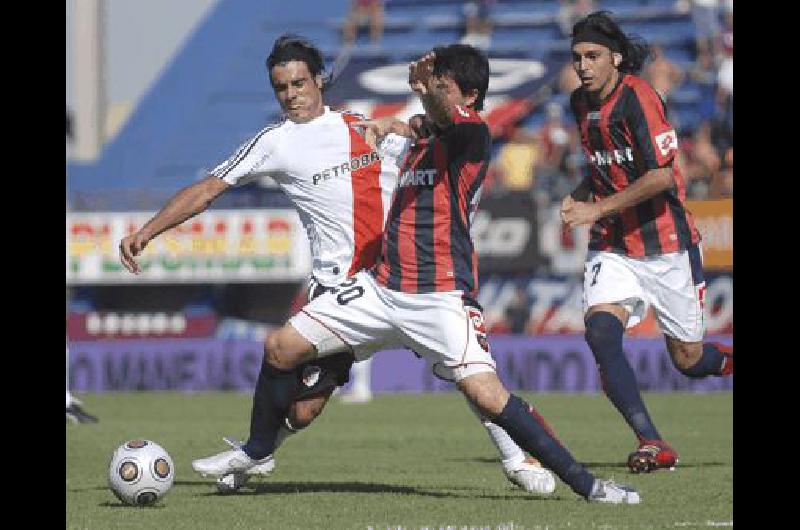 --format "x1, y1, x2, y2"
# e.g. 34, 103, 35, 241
67, 392, 732, 529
